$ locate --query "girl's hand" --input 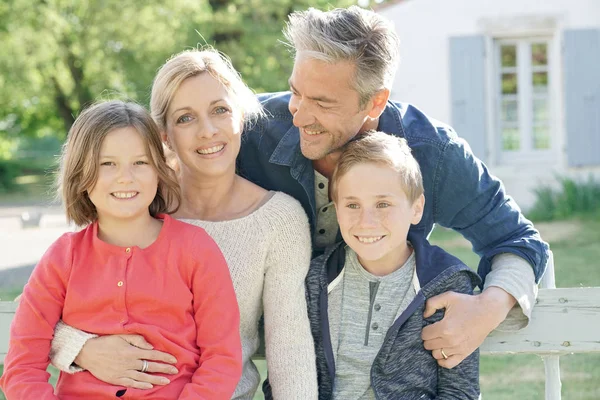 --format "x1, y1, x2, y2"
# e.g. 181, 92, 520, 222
75, 334, 179, 389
